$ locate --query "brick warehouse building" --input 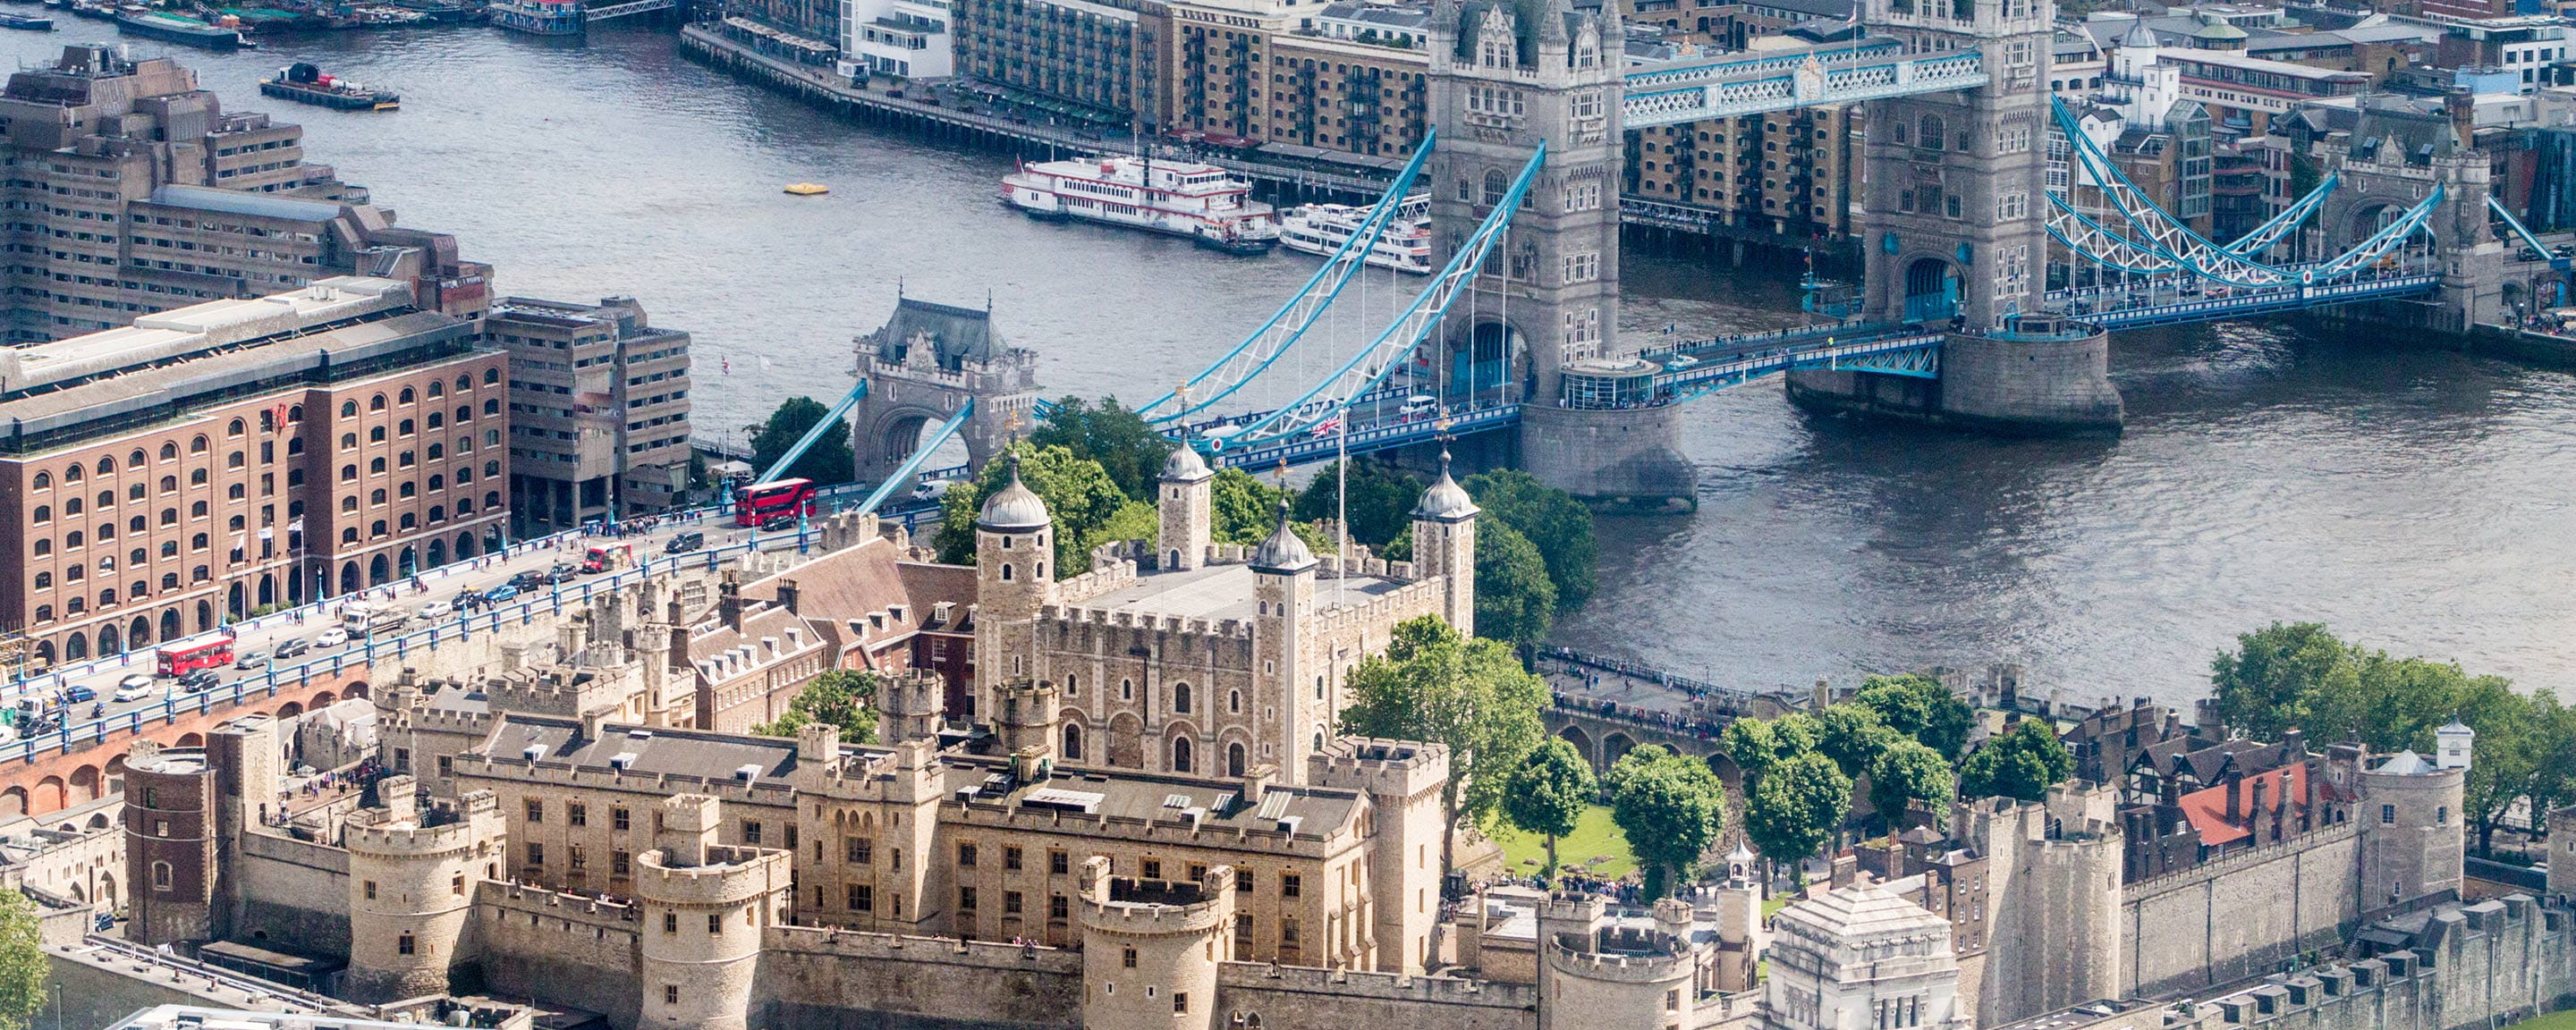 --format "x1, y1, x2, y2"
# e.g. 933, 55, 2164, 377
0, 276, 509, 667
